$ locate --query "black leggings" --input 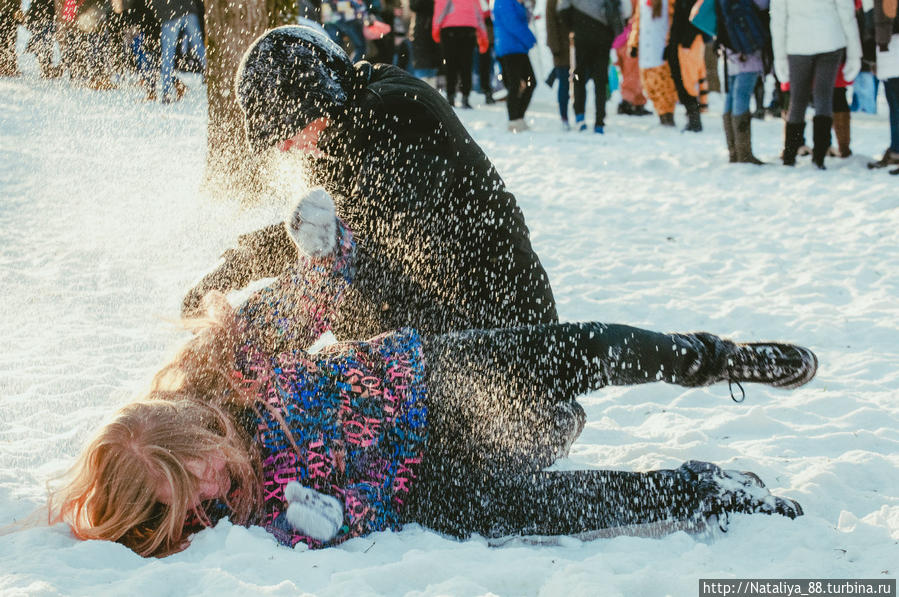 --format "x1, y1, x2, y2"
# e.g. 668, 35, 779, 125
406, 323, 730, 538
786, 49, 844, 122
498, 53, 536, 120
440, 26, 476, 97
